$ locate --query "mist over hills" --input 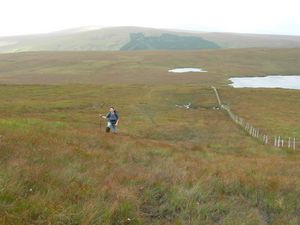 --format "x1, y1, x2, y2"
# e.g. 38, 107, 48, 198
1, 26, 300, 52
